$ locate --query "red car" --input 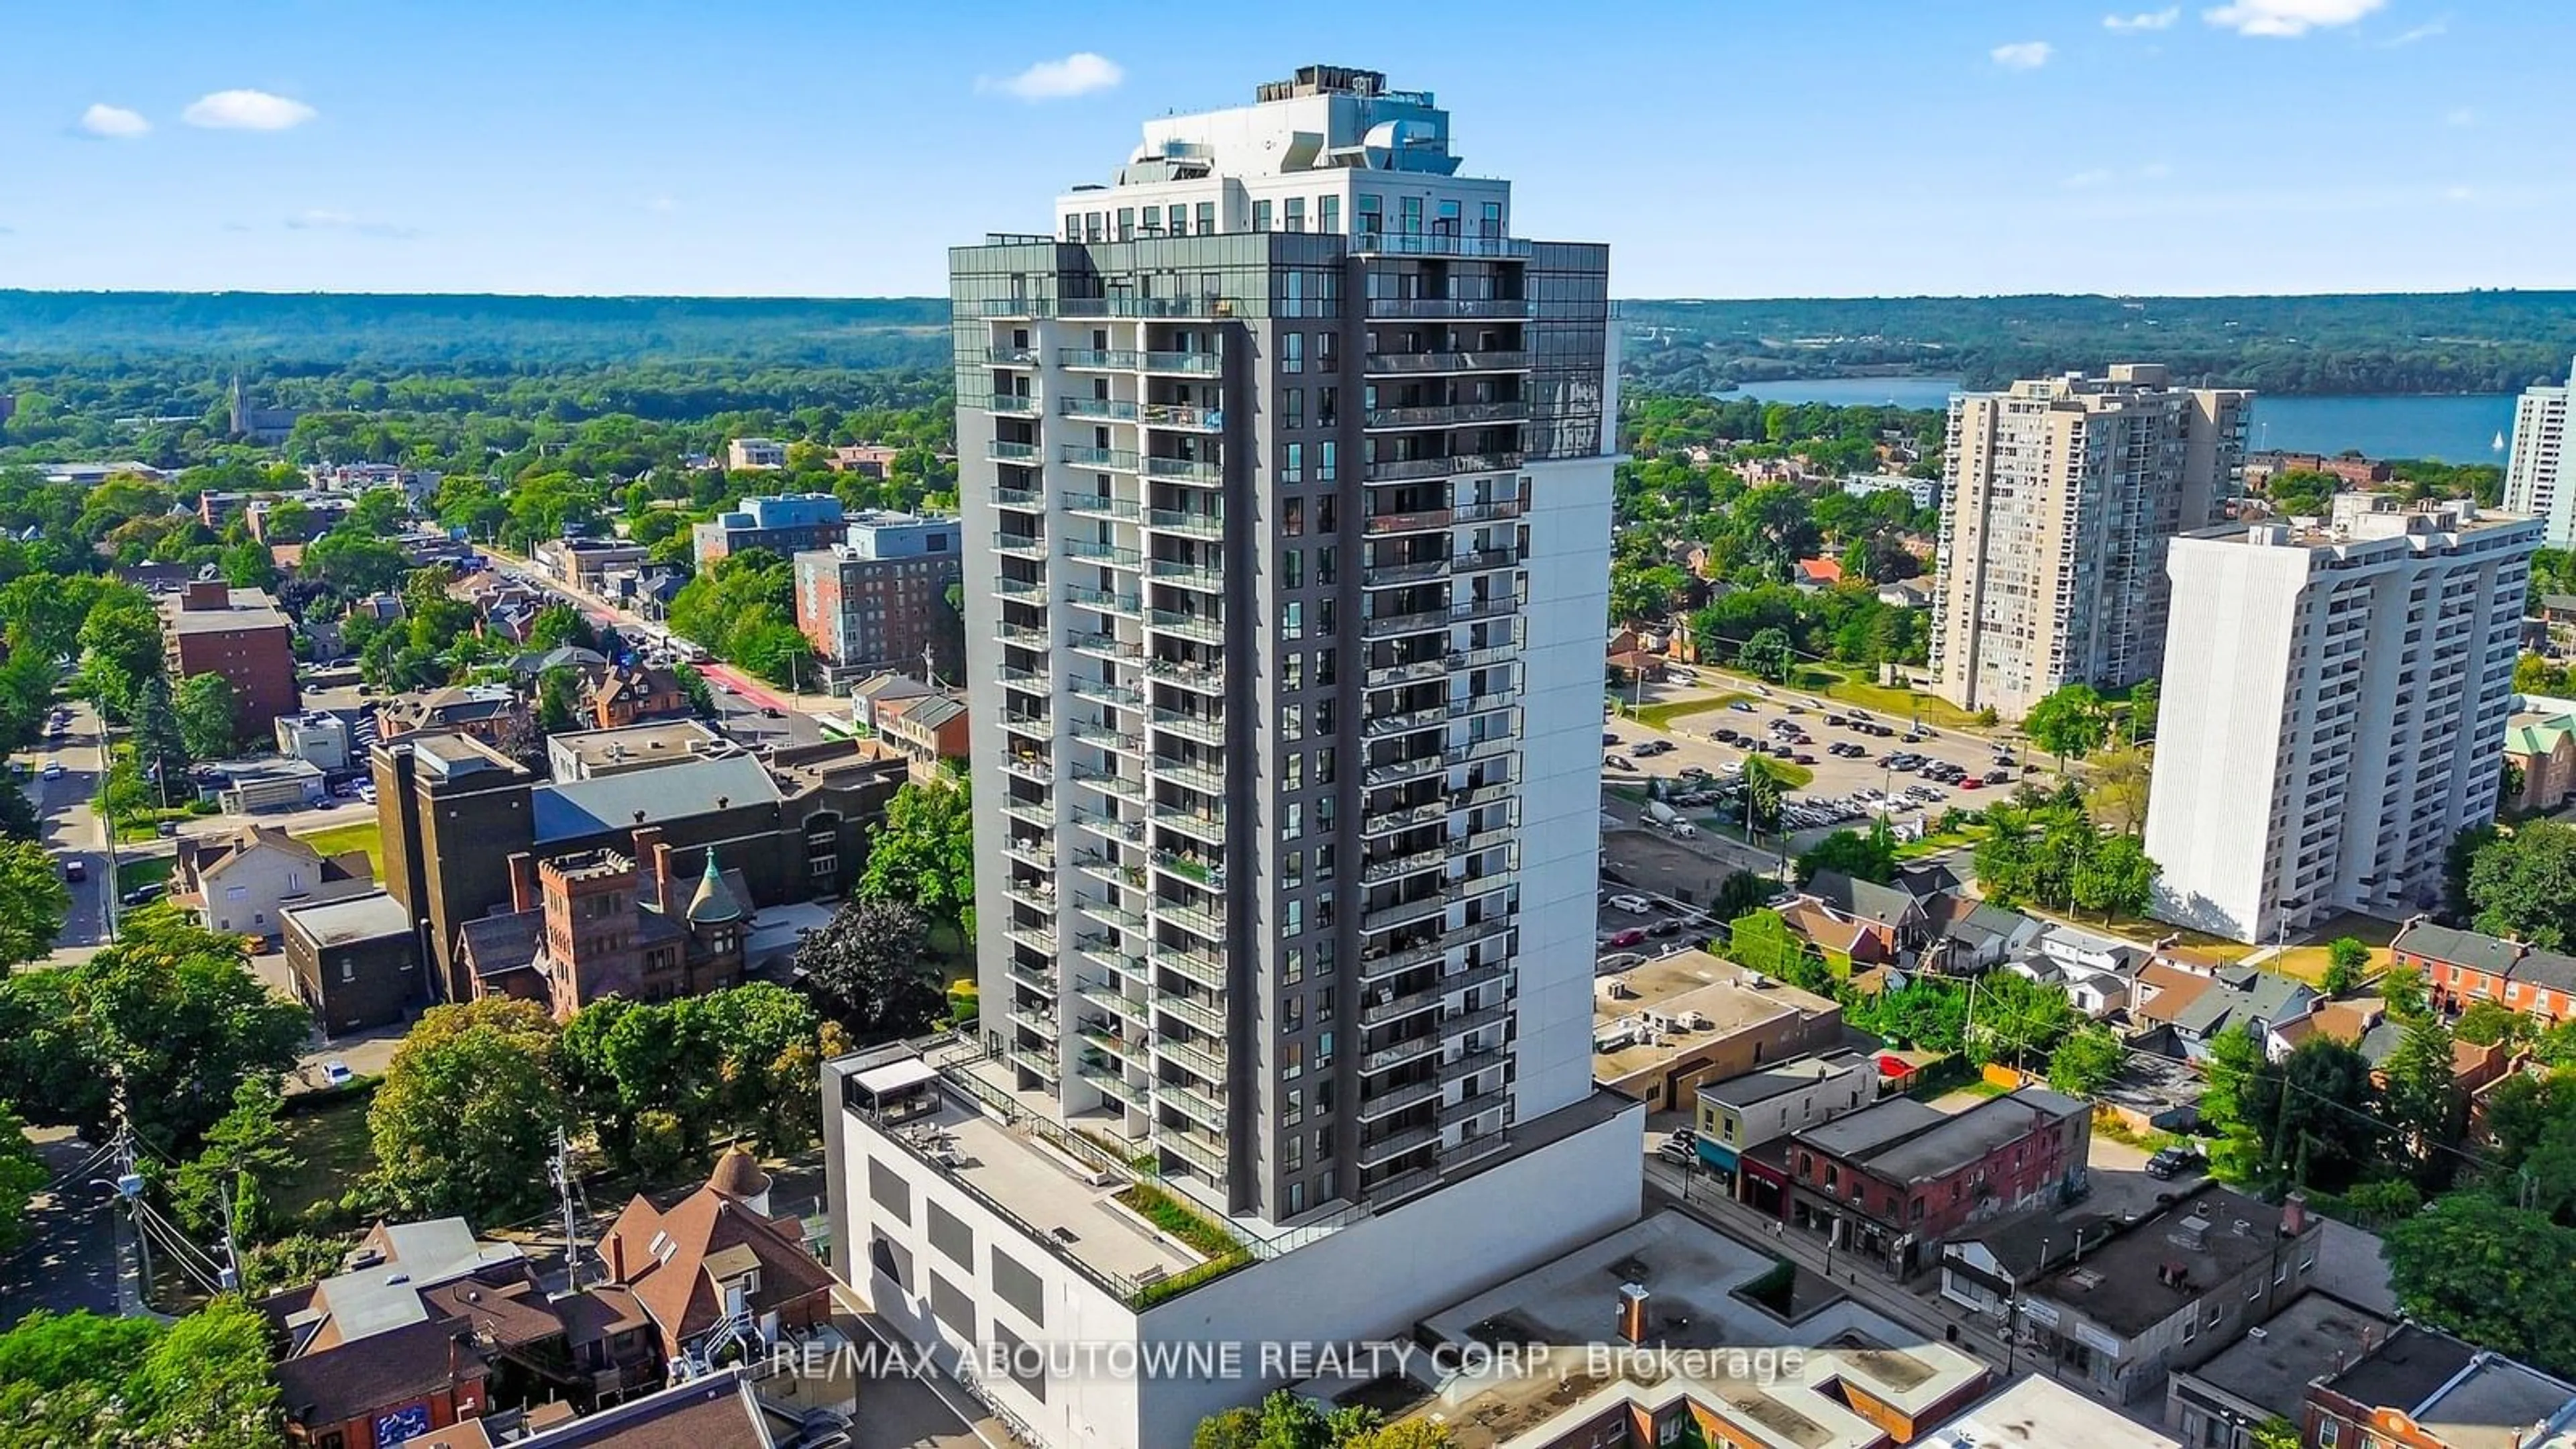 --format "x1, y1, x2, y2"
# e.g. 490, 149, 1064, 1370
1960, 777, 1984, 790
1608, 926, 1648, 948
